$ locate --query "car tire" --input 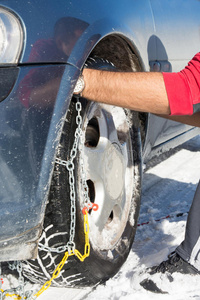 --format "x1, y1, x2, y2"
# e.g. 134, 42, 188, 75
22, 58, 142, 287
